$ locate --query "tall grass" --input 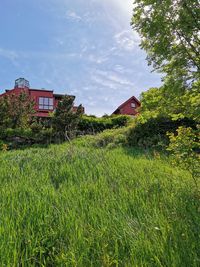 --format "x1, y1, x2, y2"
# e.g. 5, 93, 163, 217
0, 140, 199, 266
